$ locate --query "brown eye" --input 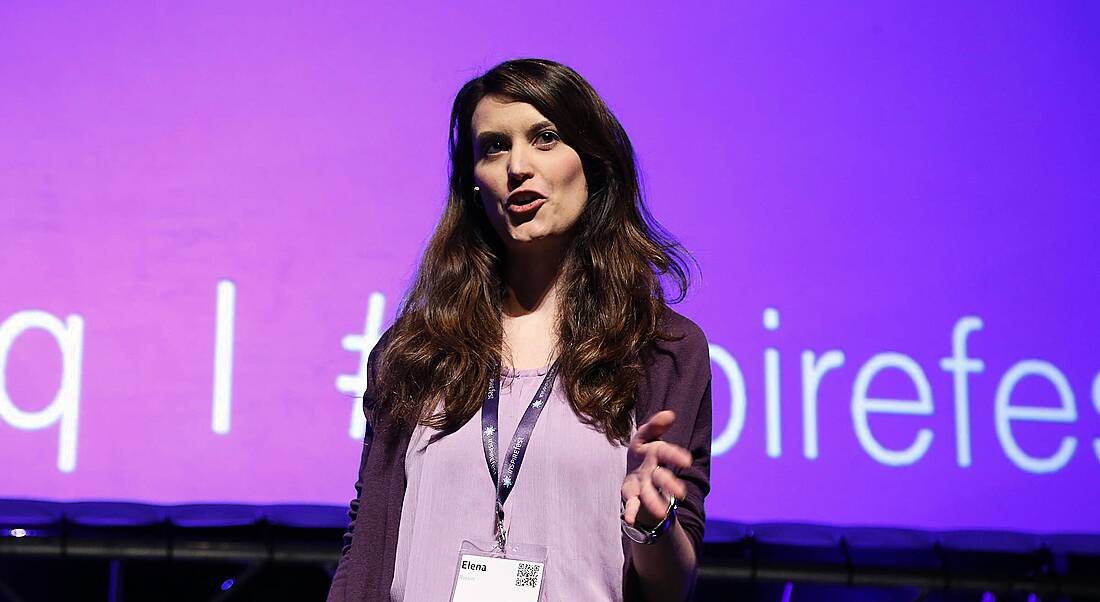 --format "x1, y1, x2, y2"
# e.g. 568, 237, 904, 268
536, 131, 560, 146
